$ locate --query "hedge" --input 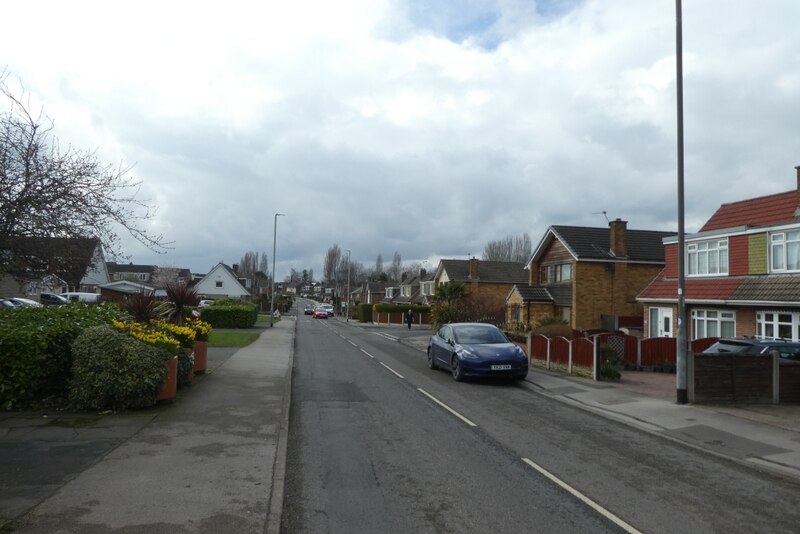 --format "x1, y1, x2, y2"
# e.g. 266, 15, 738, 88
200, 303, 258, 328
372, 303, 431, 313
357, 303, 373, 322
0, 303, 121, 408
